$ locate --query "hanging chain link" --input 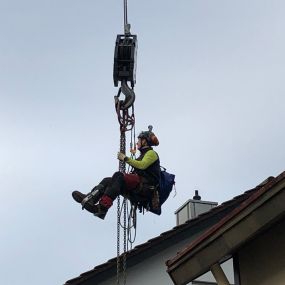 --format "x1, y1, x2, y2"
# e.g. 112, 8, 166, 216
123, 195, 127, 284
117, 128, 126, 285
120, 126, 127, 285
116, 104, 135, 285
117, 193, 120, 285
